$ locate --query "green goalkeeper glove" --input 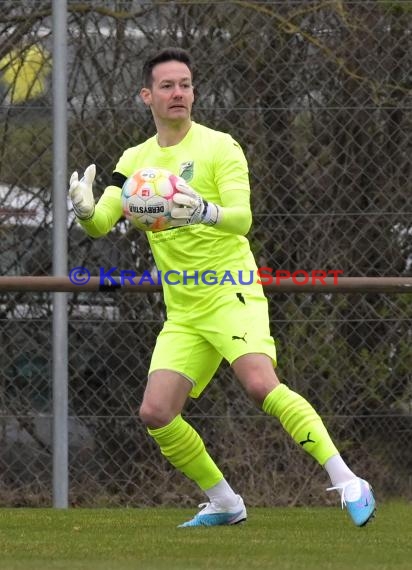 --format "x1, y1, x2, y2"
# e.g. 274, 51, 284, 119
69, 164, 96, 220
171, 180, 220, 227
